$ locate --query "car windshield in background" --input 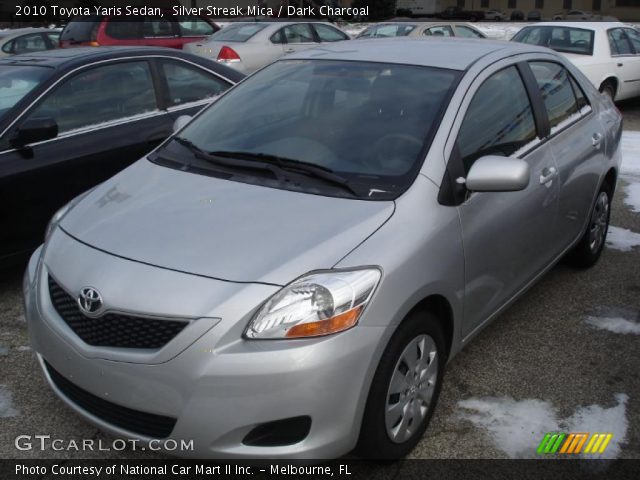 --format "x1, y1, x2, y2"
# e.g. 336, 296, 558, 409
512, 26, 595, 55
211, 23, 267, 42
357, 24, 417, 38
0, 66, 50, 121
161, 59, 459, 198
